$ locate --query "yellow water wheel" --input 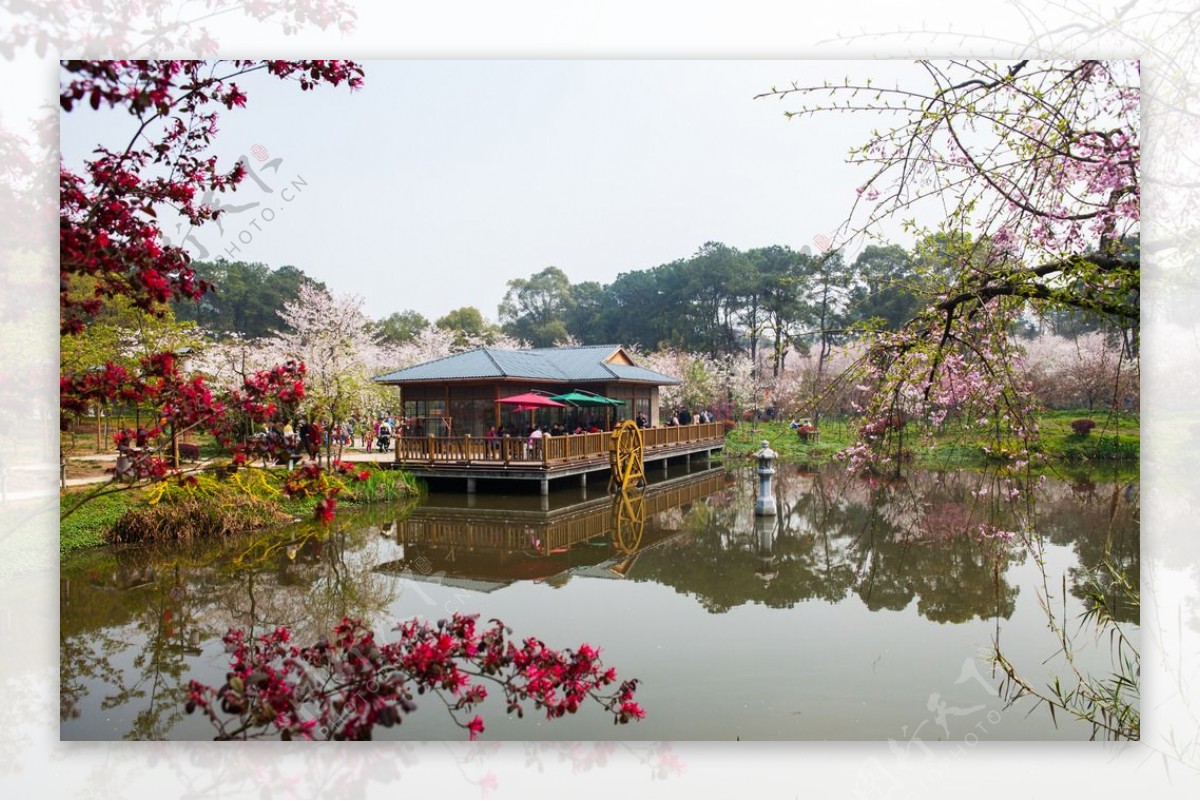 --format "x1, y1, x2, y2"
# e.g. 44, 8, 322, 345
608, 419, 645, 492
611, 489, 646, 554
